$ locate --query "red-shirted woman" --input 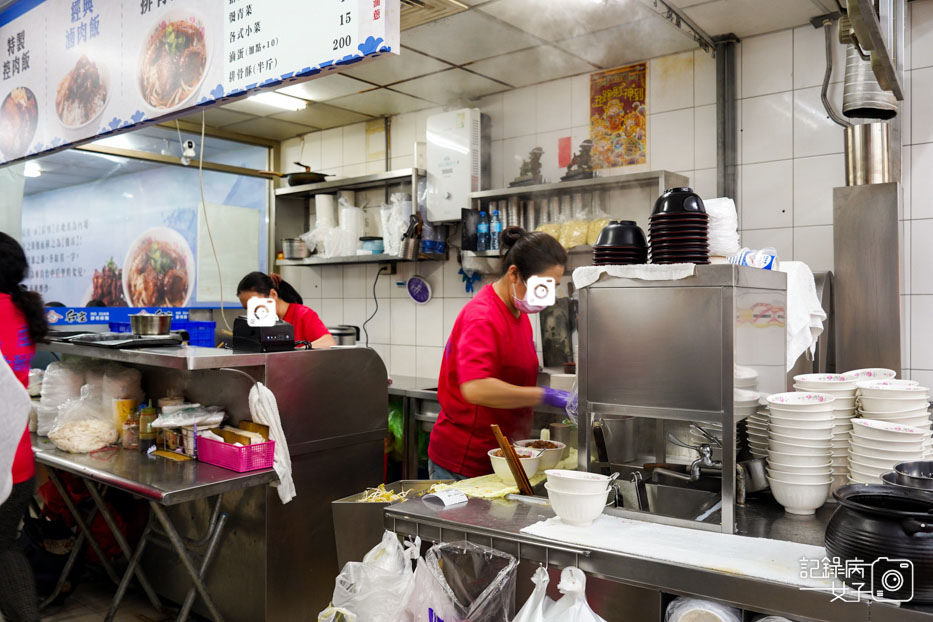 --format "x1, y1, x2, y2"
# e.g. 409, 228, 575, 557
0, 232, 45, 621
236, 272, 336, 349
428, 227, 571, 480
